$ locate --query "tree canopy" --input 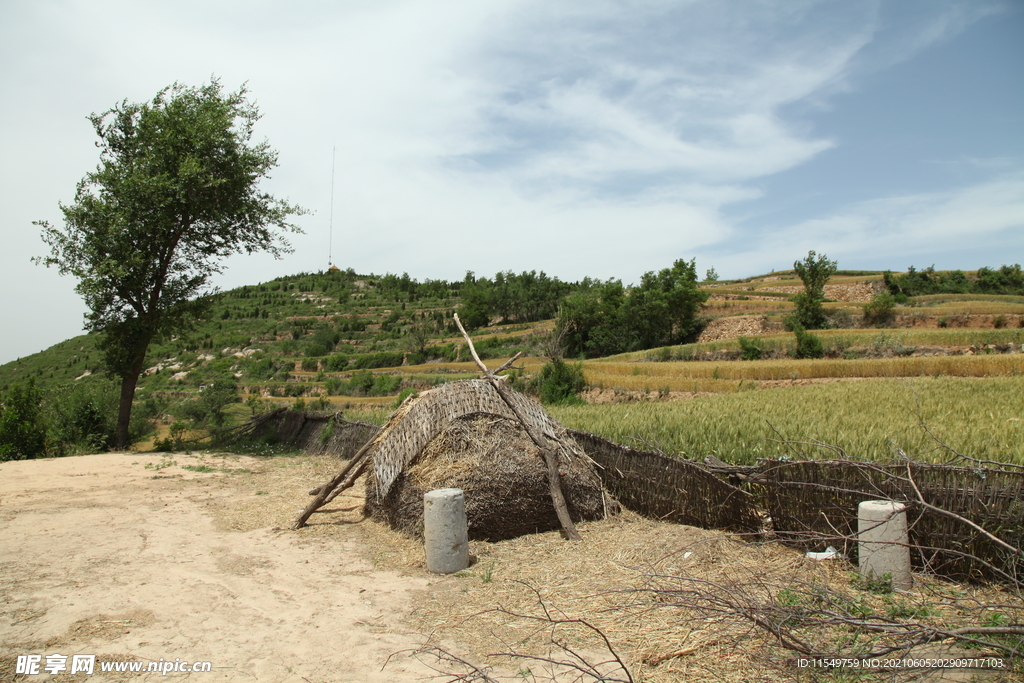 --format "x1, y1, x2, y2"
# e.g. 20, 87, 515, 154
35, 79, 305, 448
557, 259, 708, 357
